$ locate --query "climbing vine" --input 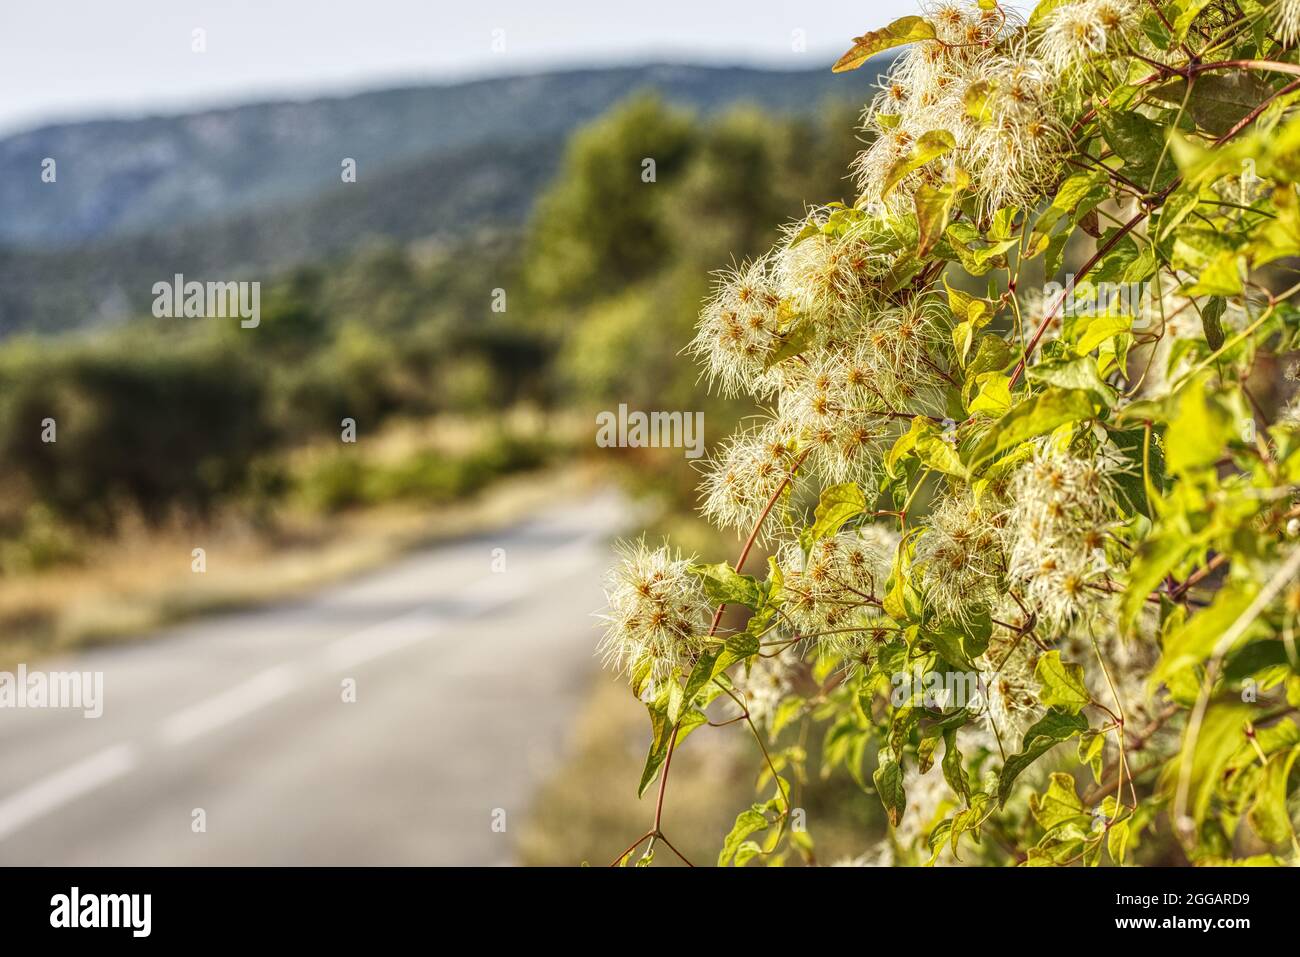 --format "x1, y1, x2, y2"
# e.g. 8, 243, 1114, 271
599, 0, 1300, 866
